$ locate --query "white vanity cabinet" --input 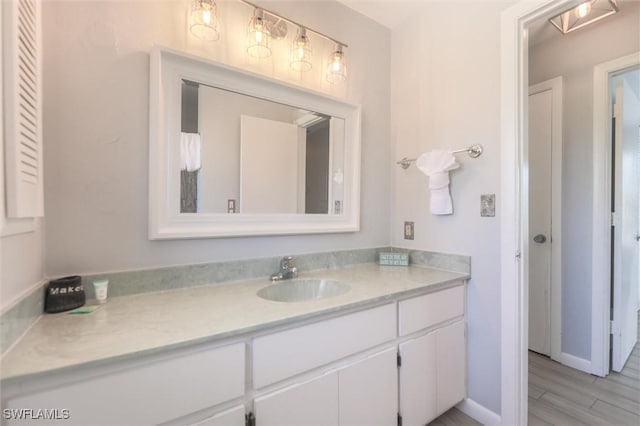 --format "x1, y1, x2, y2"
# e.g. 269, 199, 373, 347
398, 285, 466, 426
252, 303, 398, 425
255, 371, 340, 426
252, 303, 396, 388
254, 348, 398, 426
1, 281, 467, 426
2, 343, 246, 426
337, 347, 398, 425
